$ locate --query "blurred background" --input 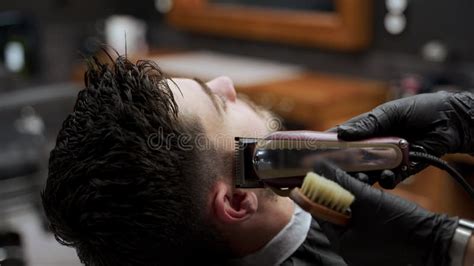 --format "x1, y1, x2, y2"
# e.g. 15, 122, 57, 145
1, 0, 474, 265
